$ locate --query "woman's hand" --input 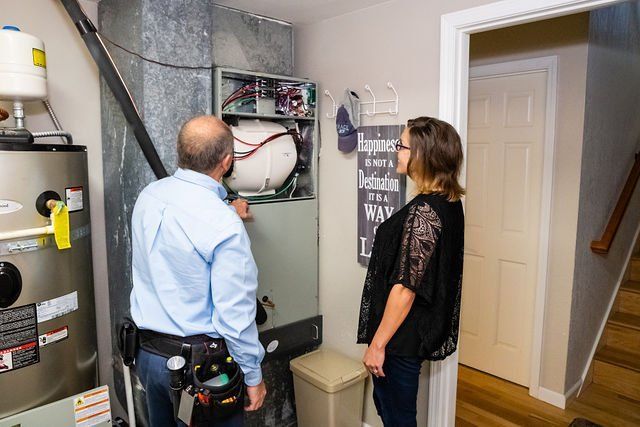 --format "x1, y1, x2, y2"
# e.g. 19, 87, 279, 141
362, 285, 416, 378
363, 343, 386, 377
